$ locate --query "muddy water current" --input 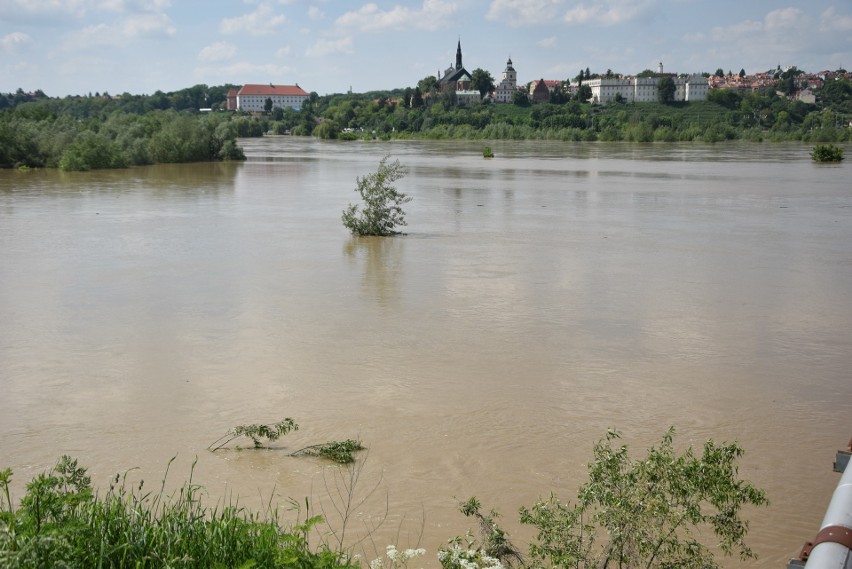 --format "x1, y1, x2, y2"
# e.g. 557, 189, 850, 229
1, 138, 851, 567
